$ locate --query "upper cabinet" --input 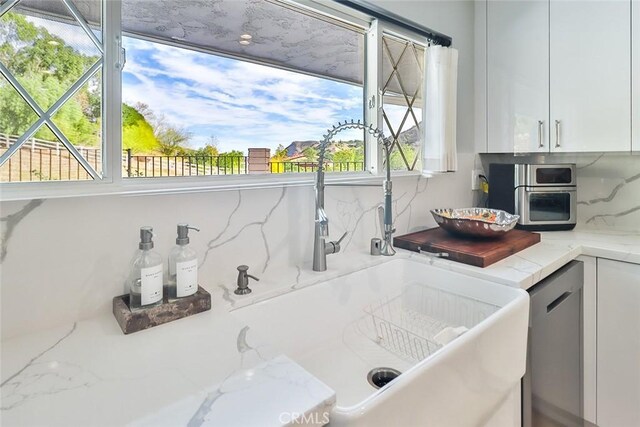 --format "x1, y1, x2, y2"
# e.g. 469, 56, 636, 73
487, 1, 549, 153
550, 0, 631, 152
634, 0, 639, 151
485, 0, 632, 153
